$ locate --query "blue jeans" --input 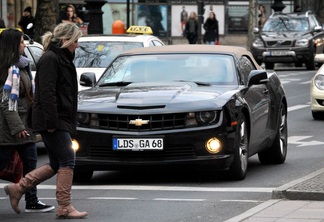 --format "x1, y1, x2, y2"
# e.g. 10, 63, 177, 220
41, 130, 75, 171
206, 41, 215, 45
0, 143, 38, 204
